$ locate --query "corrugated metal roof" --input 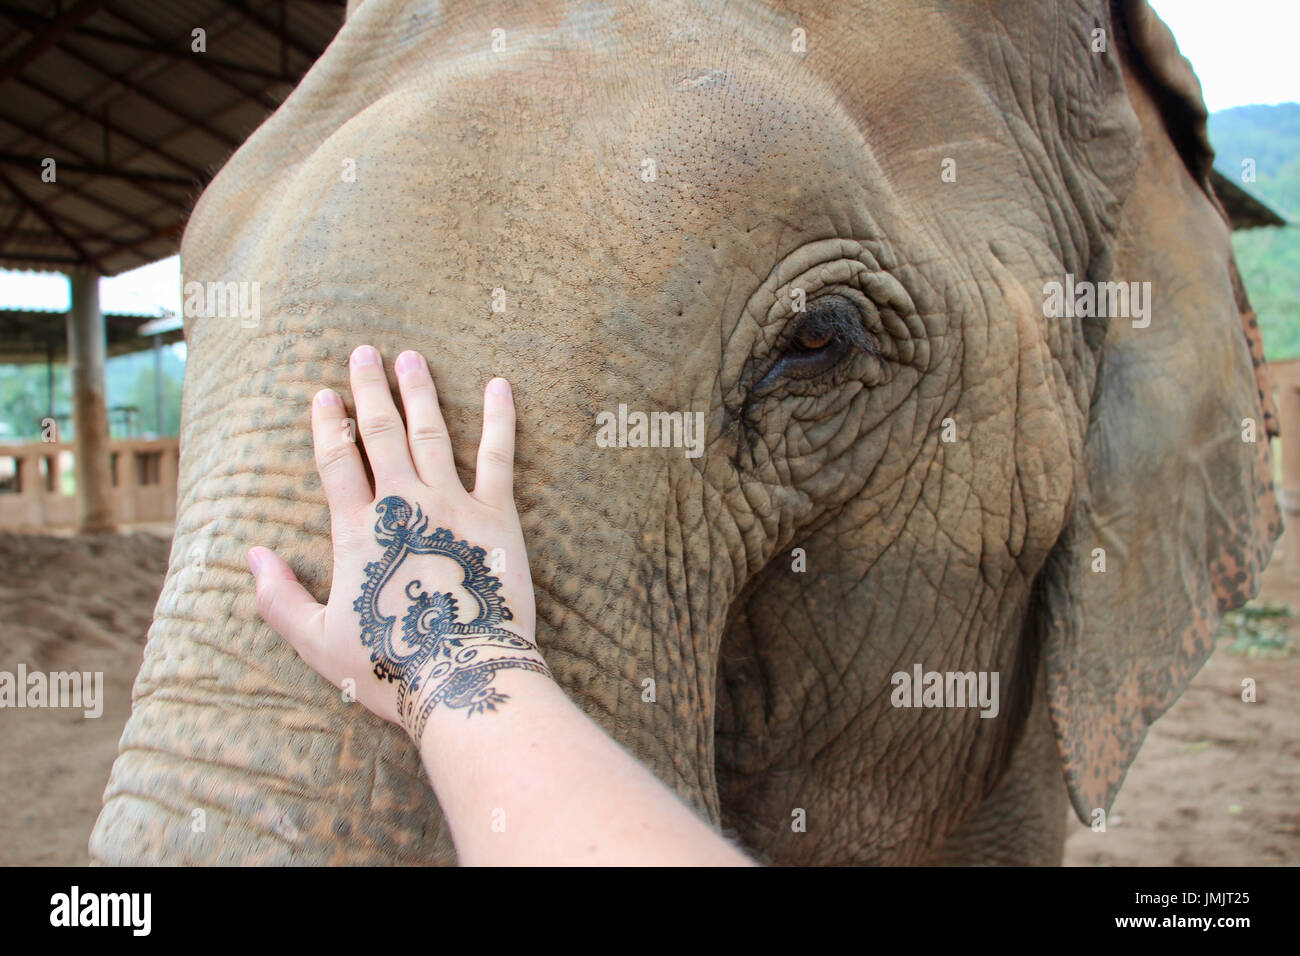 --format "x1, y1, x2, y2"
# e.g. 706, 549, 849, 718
0, 0, 344, 277
0, 306, 181, 362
